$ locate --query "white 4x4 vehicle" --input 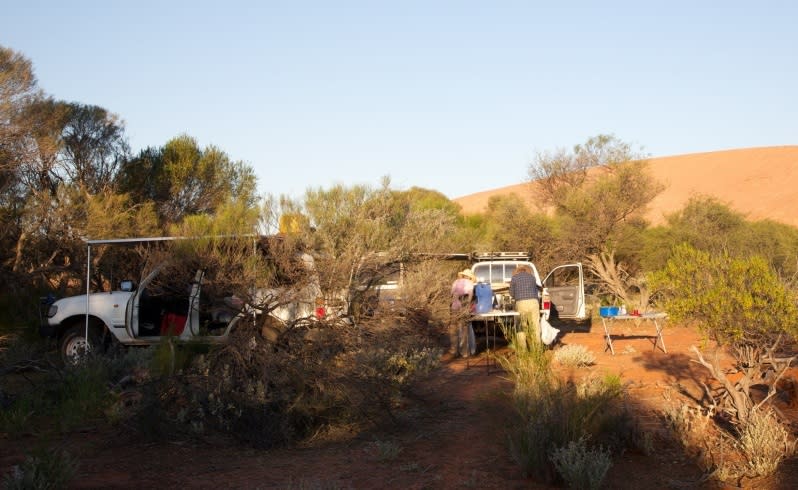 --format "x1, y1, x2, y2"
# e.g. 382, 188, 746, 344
470, 252, 588, 321
41, 237, 323, 363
